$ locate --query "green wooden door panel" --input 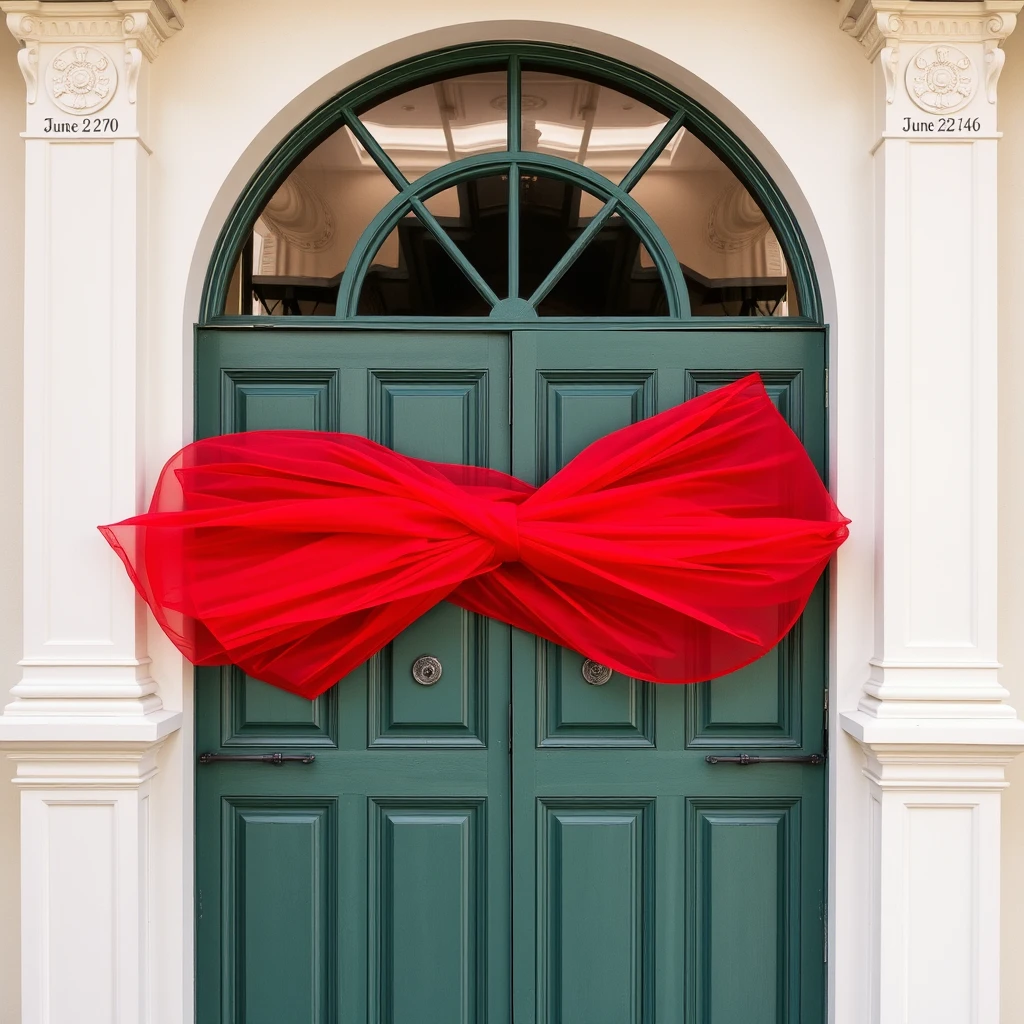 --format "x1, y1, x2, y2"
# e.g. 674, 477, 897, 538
537, 800, 654, 1024
217, 798, 337, 1024
686, 799, 811, 1024
196, 326, 828, 1024
218, 368, 342, 432
537, 644, 655, 748
511, 330, 827, 1024
531, 369, 659, 750
534, 371, 658, 484
195, 330, 511, 1024
369, 603, 489, 747
370, 800, 488, 1024
218, 665, 339, 748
